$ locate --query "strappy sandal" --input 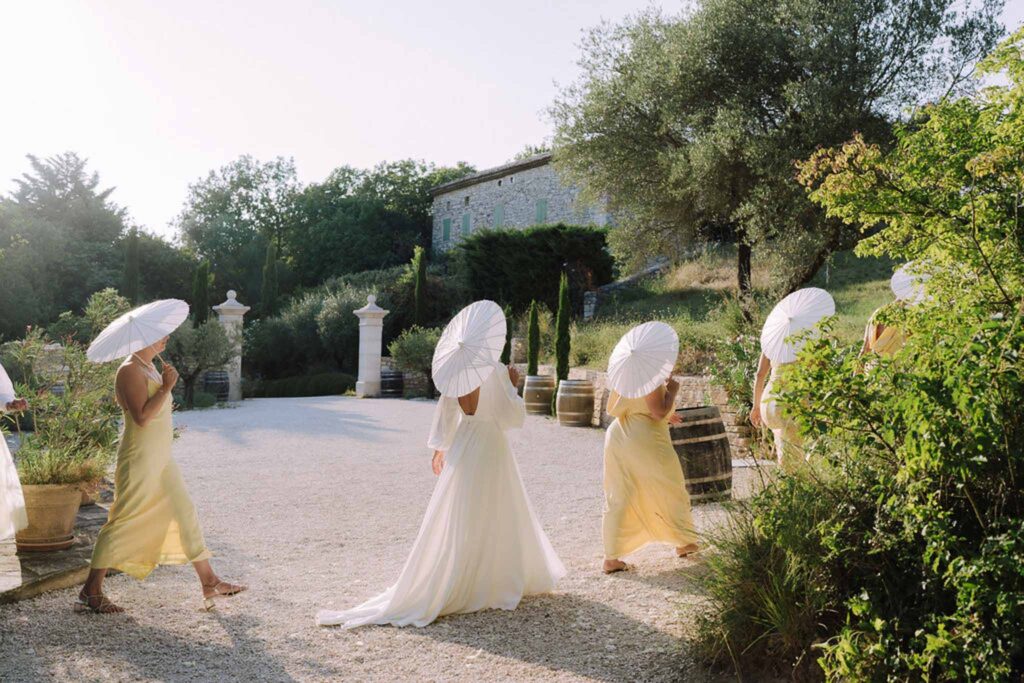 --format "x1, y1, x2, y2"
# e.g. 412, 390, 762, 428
676, 544, 701, 558
202, 580, 247, 611
74, 592, 124, 614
